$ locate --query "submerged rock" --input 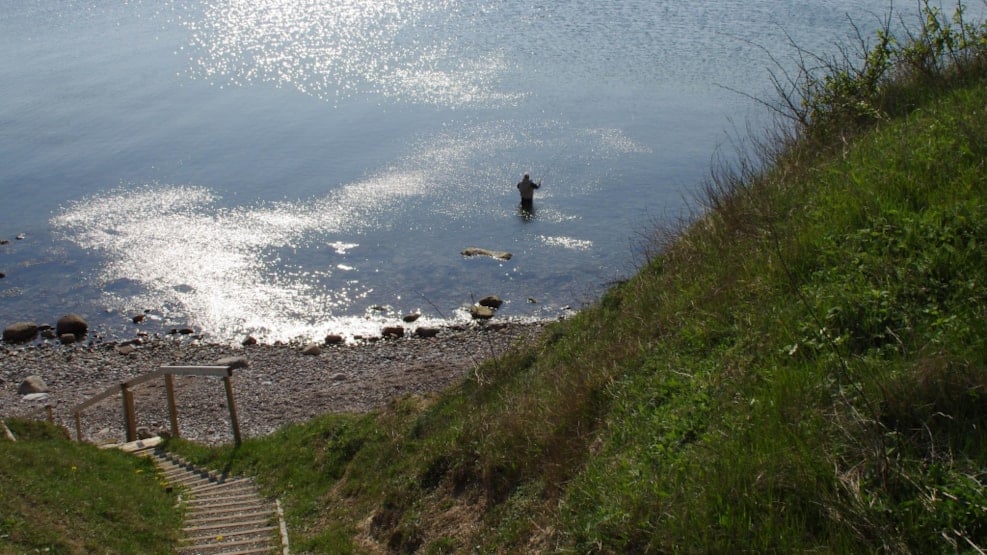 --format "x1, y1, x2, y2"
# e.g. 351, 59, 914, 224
461, 247, 512, 260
